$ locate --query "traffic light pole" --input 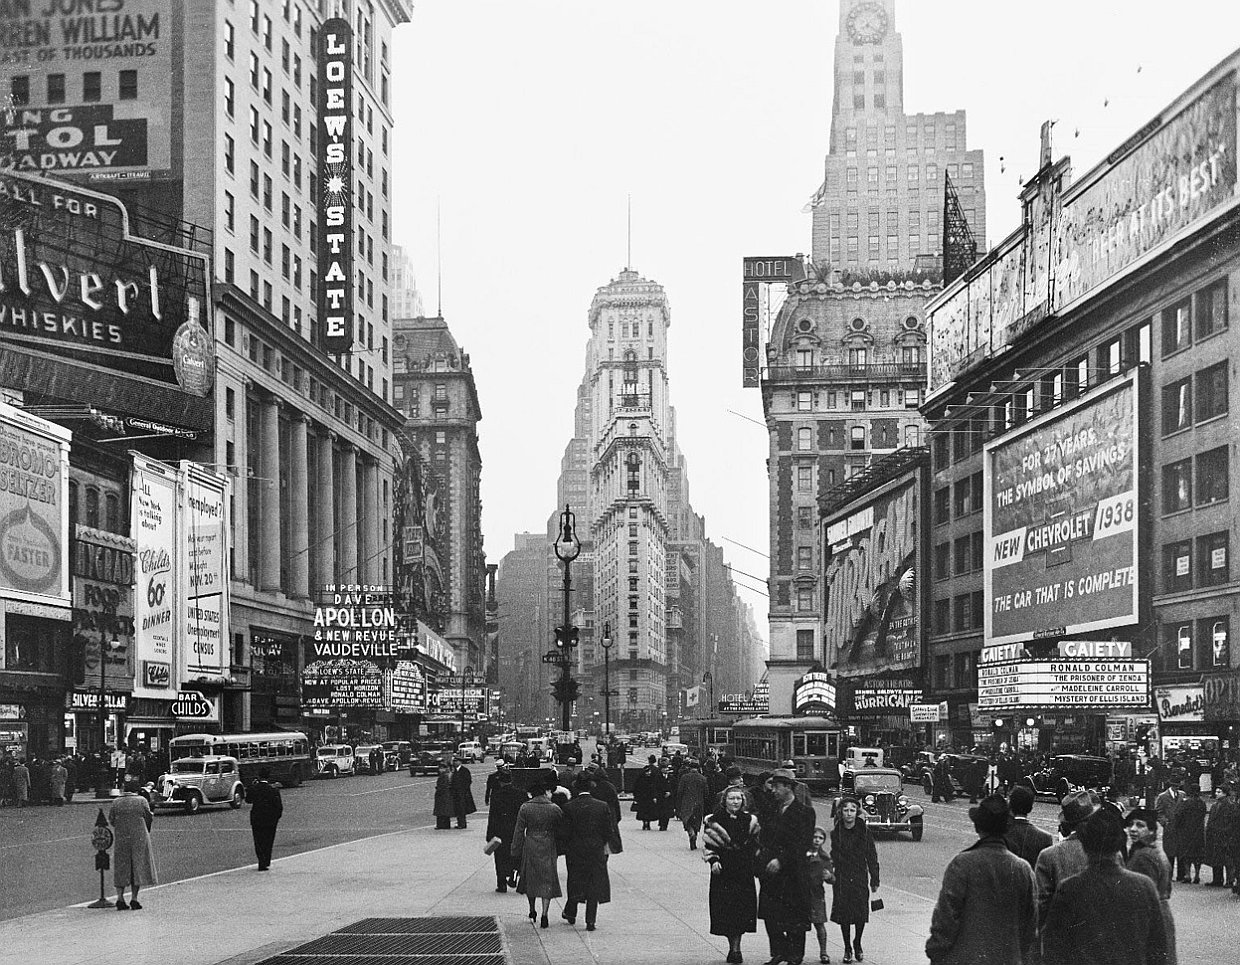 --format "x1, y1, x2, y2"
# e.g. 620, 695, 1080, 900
558, 539, 573, 734
552, 505, 581, 735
